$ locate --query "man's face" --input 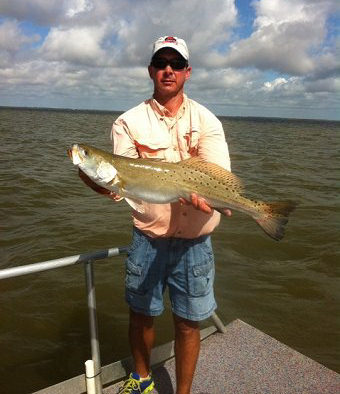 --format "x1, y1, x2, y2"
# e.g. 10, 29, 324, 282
148, 48, 191, 99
